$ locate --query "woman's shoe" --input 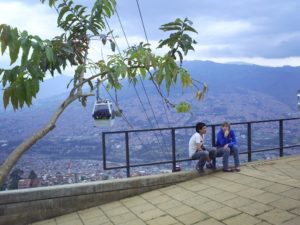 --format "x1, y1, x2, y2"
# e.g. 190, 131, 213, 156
222, 168, 234, 172
235, 167, 241, 172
